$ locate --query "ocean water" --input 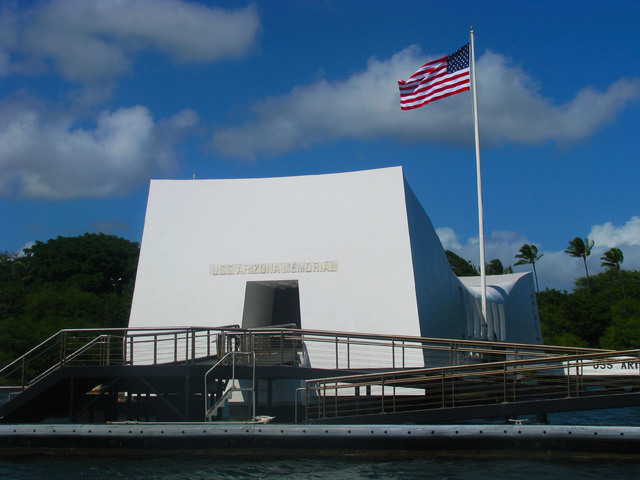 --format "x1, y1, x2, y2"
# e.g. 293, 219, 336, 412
2, 455, 640, 480
1, 408, 639, 479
